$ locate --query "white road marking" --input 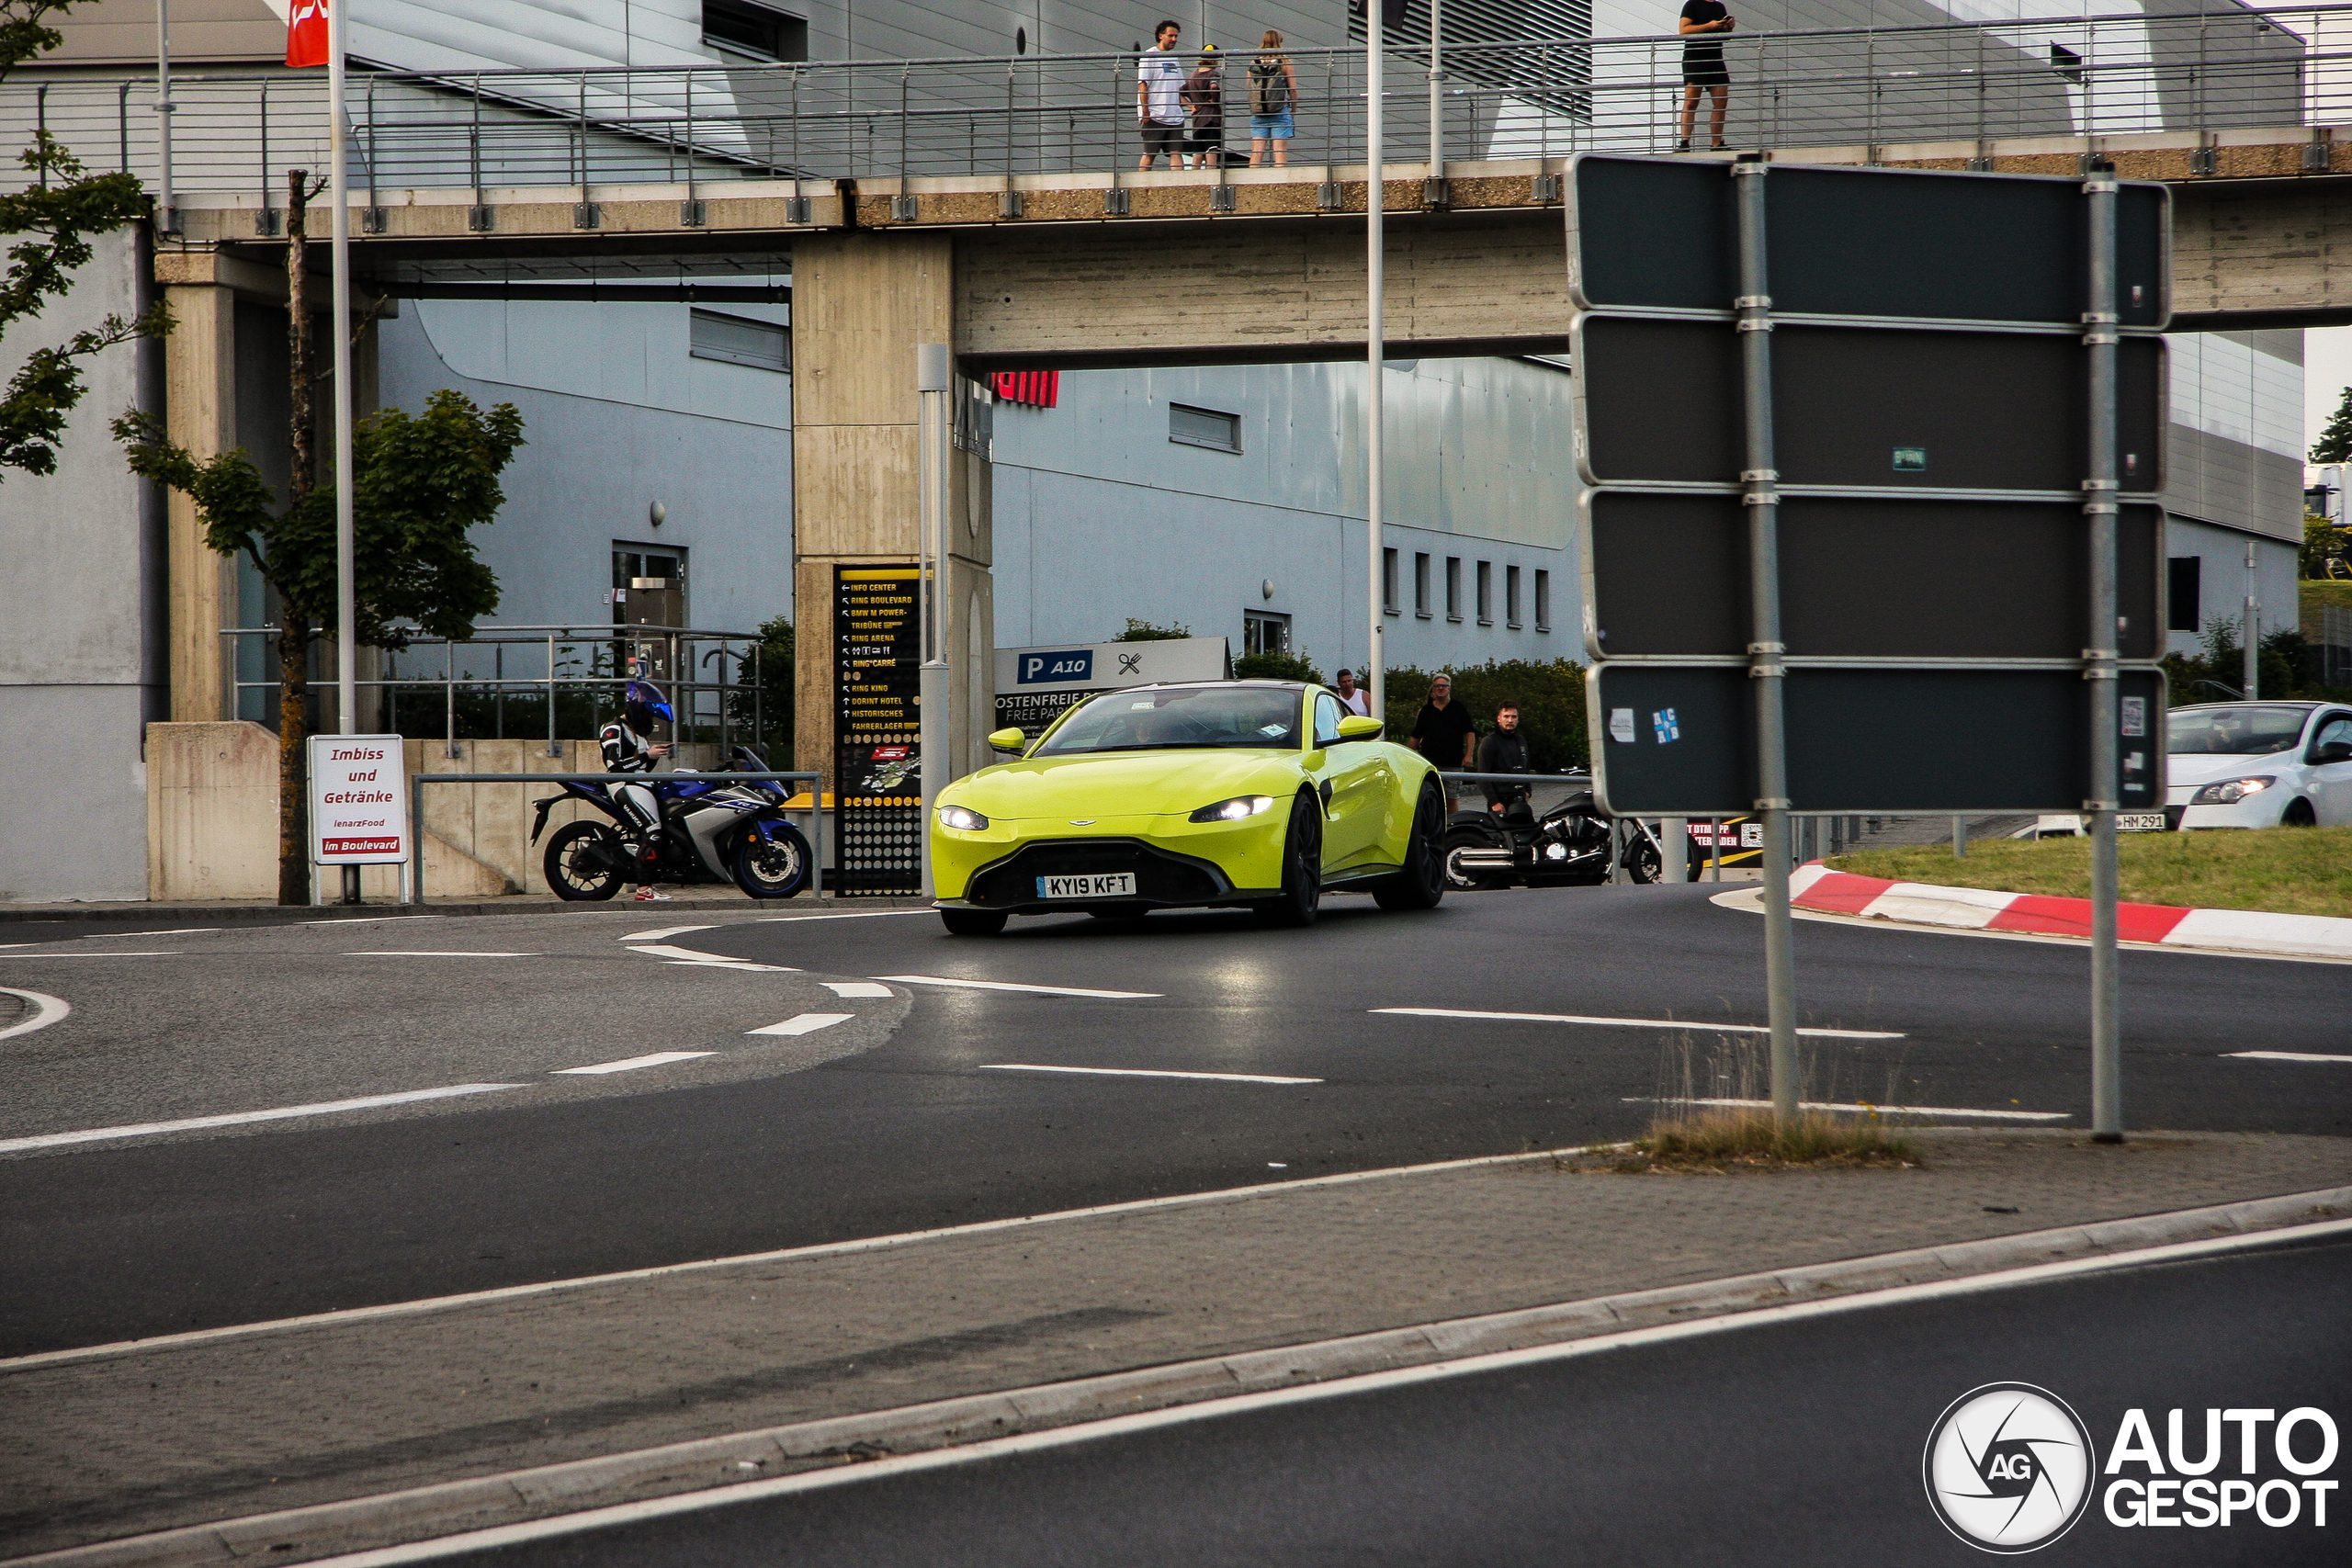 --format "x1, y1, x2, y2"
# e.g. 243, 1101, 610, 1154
660, 960, 800, 973
620, 925, 720, 942
981, 1064, 1321, 1085
0, 951, 178, 958
876, 975, 1162, 999
748, 1013, 854, 1036
0, 987, 70, 1043
89, 927, 221, 937
345, 951, 538, 958
553, 1052, 718, 1076
2228, 1051, 2352, 1065
628, 943, 787, 966
823, 981, 895, 998
295, 914, 426, 925
1621, 1096, 2069, 1122
0, 1084, 526, 1155
1374, 1006, 1903, 1041
755, 910, 934, 923
297, 1216, 2352, 1567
